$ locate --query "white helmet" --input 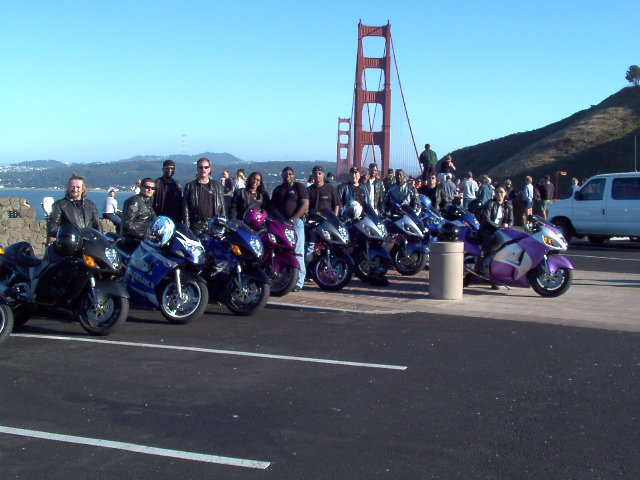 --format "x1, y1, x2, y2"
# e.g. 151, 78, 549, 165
344, 200, 363, 220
